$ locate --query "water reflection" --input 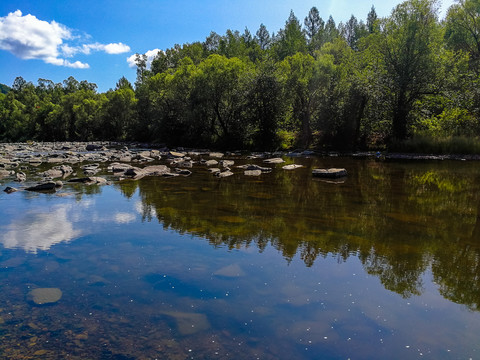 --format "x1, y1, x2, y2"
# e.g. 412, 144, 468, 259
0, 157, 479, 359
110, 157, 480, 310
1, 203, 83, 253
